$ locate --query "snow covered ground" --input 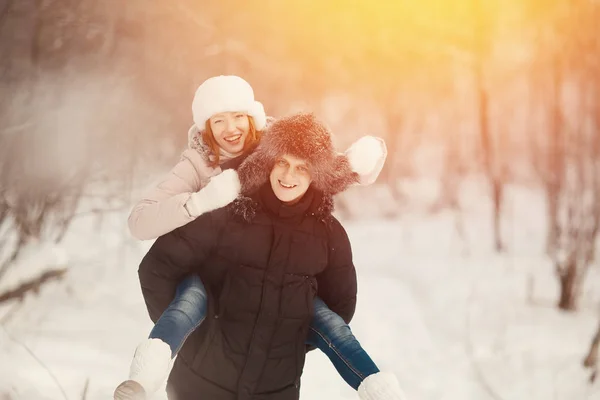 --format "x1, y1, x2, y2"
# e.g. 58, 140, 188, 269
1, 178, 599, 400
